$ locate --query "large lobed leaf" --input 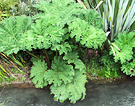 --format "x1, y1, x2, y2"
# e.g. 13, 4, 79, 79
78, 9, 103, 29
20, 15, 64, 51
20, 0, 84, 52
33, 0, 83, 26
51, 42, 72, 55
0, 15, 32, 55
30, 55, 87, 103
63, 52, 86, 71
30, 60, 48, 88
121, 60, 135, 77
45, 56, 75, 86
69, 18, 106, 49
30, 56, 87, 103
50, 69, 87, 103
110, 31, 135, 64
